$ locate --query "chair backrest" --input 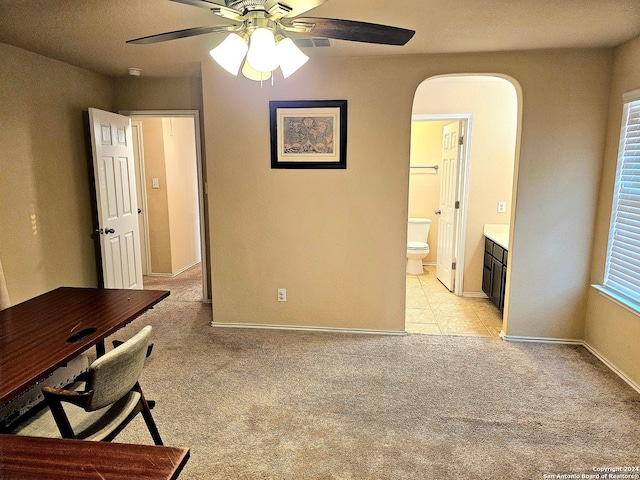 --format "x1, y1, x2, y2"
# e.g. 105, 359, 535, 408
85, 325, 152, 411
